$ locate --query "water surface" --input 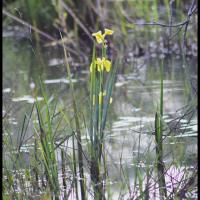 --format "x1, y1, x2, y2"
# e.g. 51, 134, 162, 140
3, 32, 197, 198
